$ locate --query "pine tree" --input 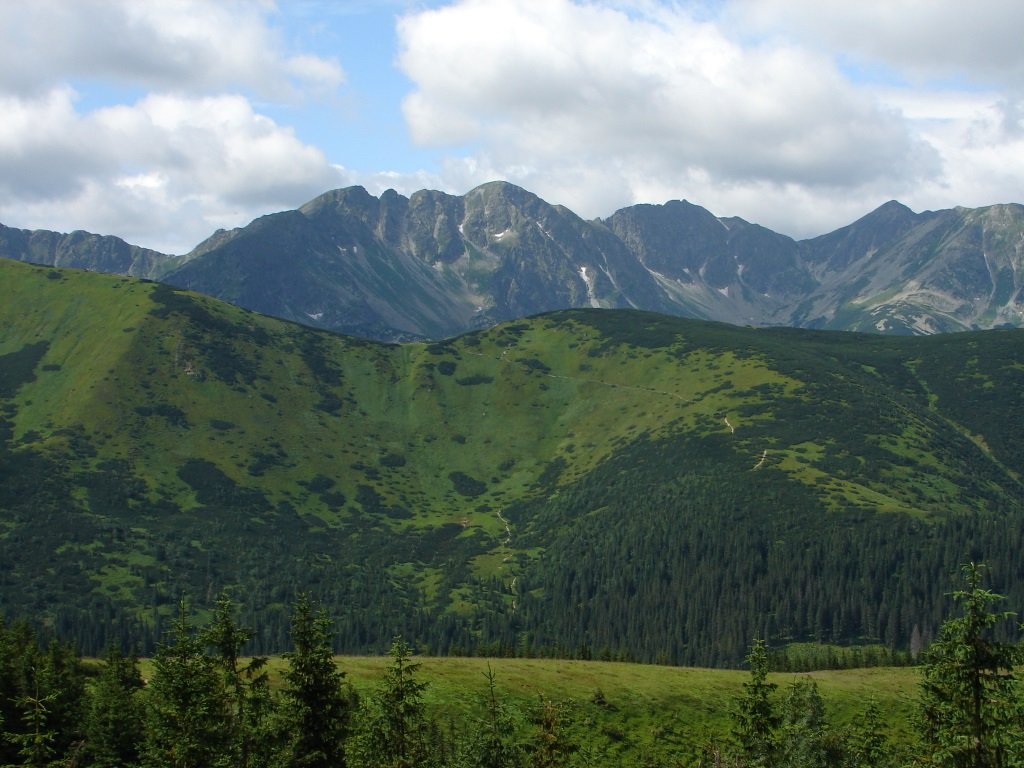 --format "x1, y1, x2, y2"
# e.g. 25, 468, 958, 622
775, 677, 845, 768
846, 698, 892, 768
278, 593, 354, 768
5, 682, 57, 768
731, 639, 779, 767
235, 662, 276, 768
351, 636, 438, 768
918, 563, 1023, 768
202, 592, 275, 768
141, 599, 232, 768
0, 623, 86, 768
82, 646, 145, 768
526, 697, 576, 768
457, 665, 524, 768
0, 620, 39, 766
